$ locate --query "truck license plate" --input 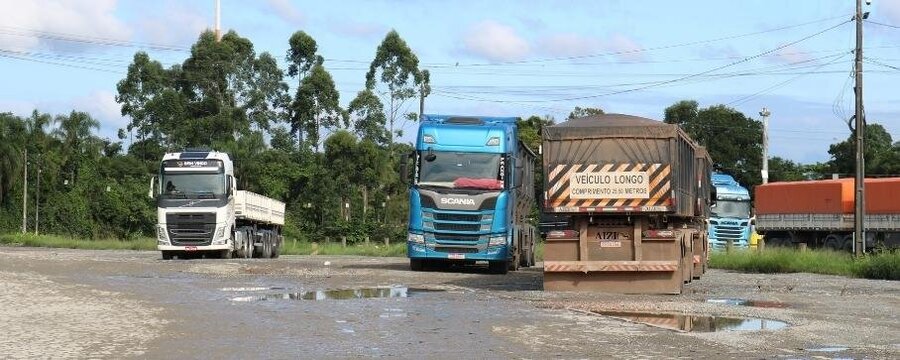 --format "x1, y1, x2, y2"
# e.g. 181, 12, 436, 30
599, 241, 622, 248
185, 246, 198, 251
448, 253, 465, 260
